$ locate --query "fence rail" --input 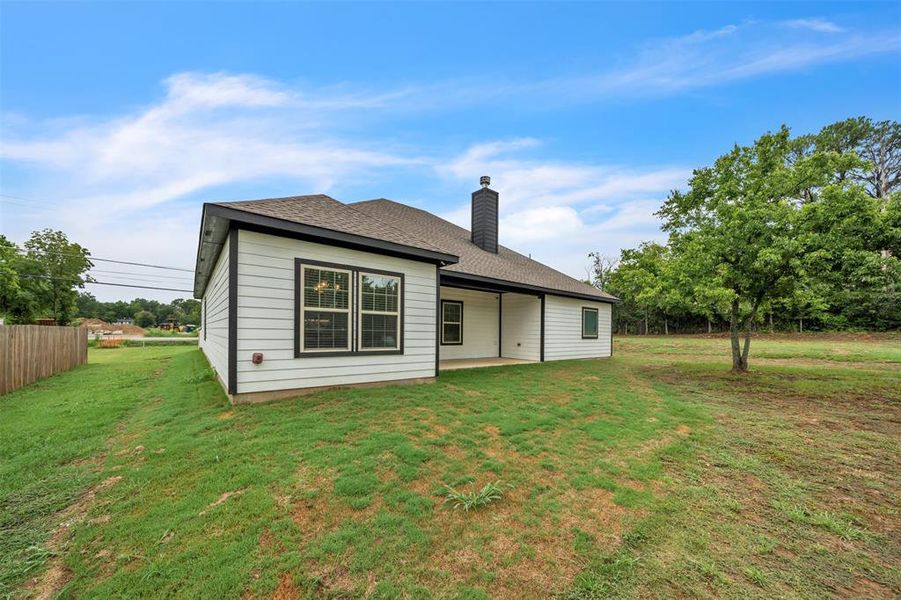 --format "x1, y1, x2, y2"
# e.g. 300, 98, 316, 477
0, 325, 88, 395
